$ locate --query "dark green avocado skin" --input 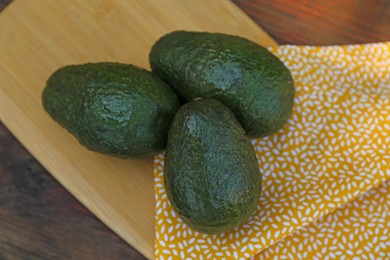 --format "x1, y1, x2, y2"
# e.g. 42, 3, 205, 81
164, 99, 262, 234
42, 62, 180, 158
150, 31, 295, 138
